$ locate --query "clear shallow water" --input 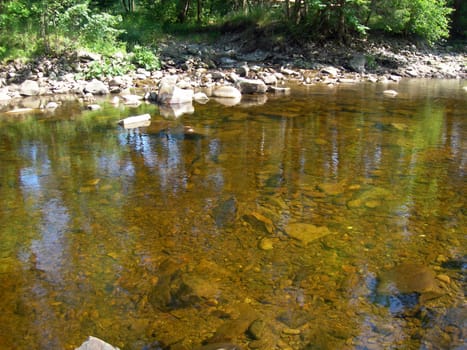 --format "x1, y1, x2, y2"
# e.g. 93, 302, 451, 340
0, 79, 465, 350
